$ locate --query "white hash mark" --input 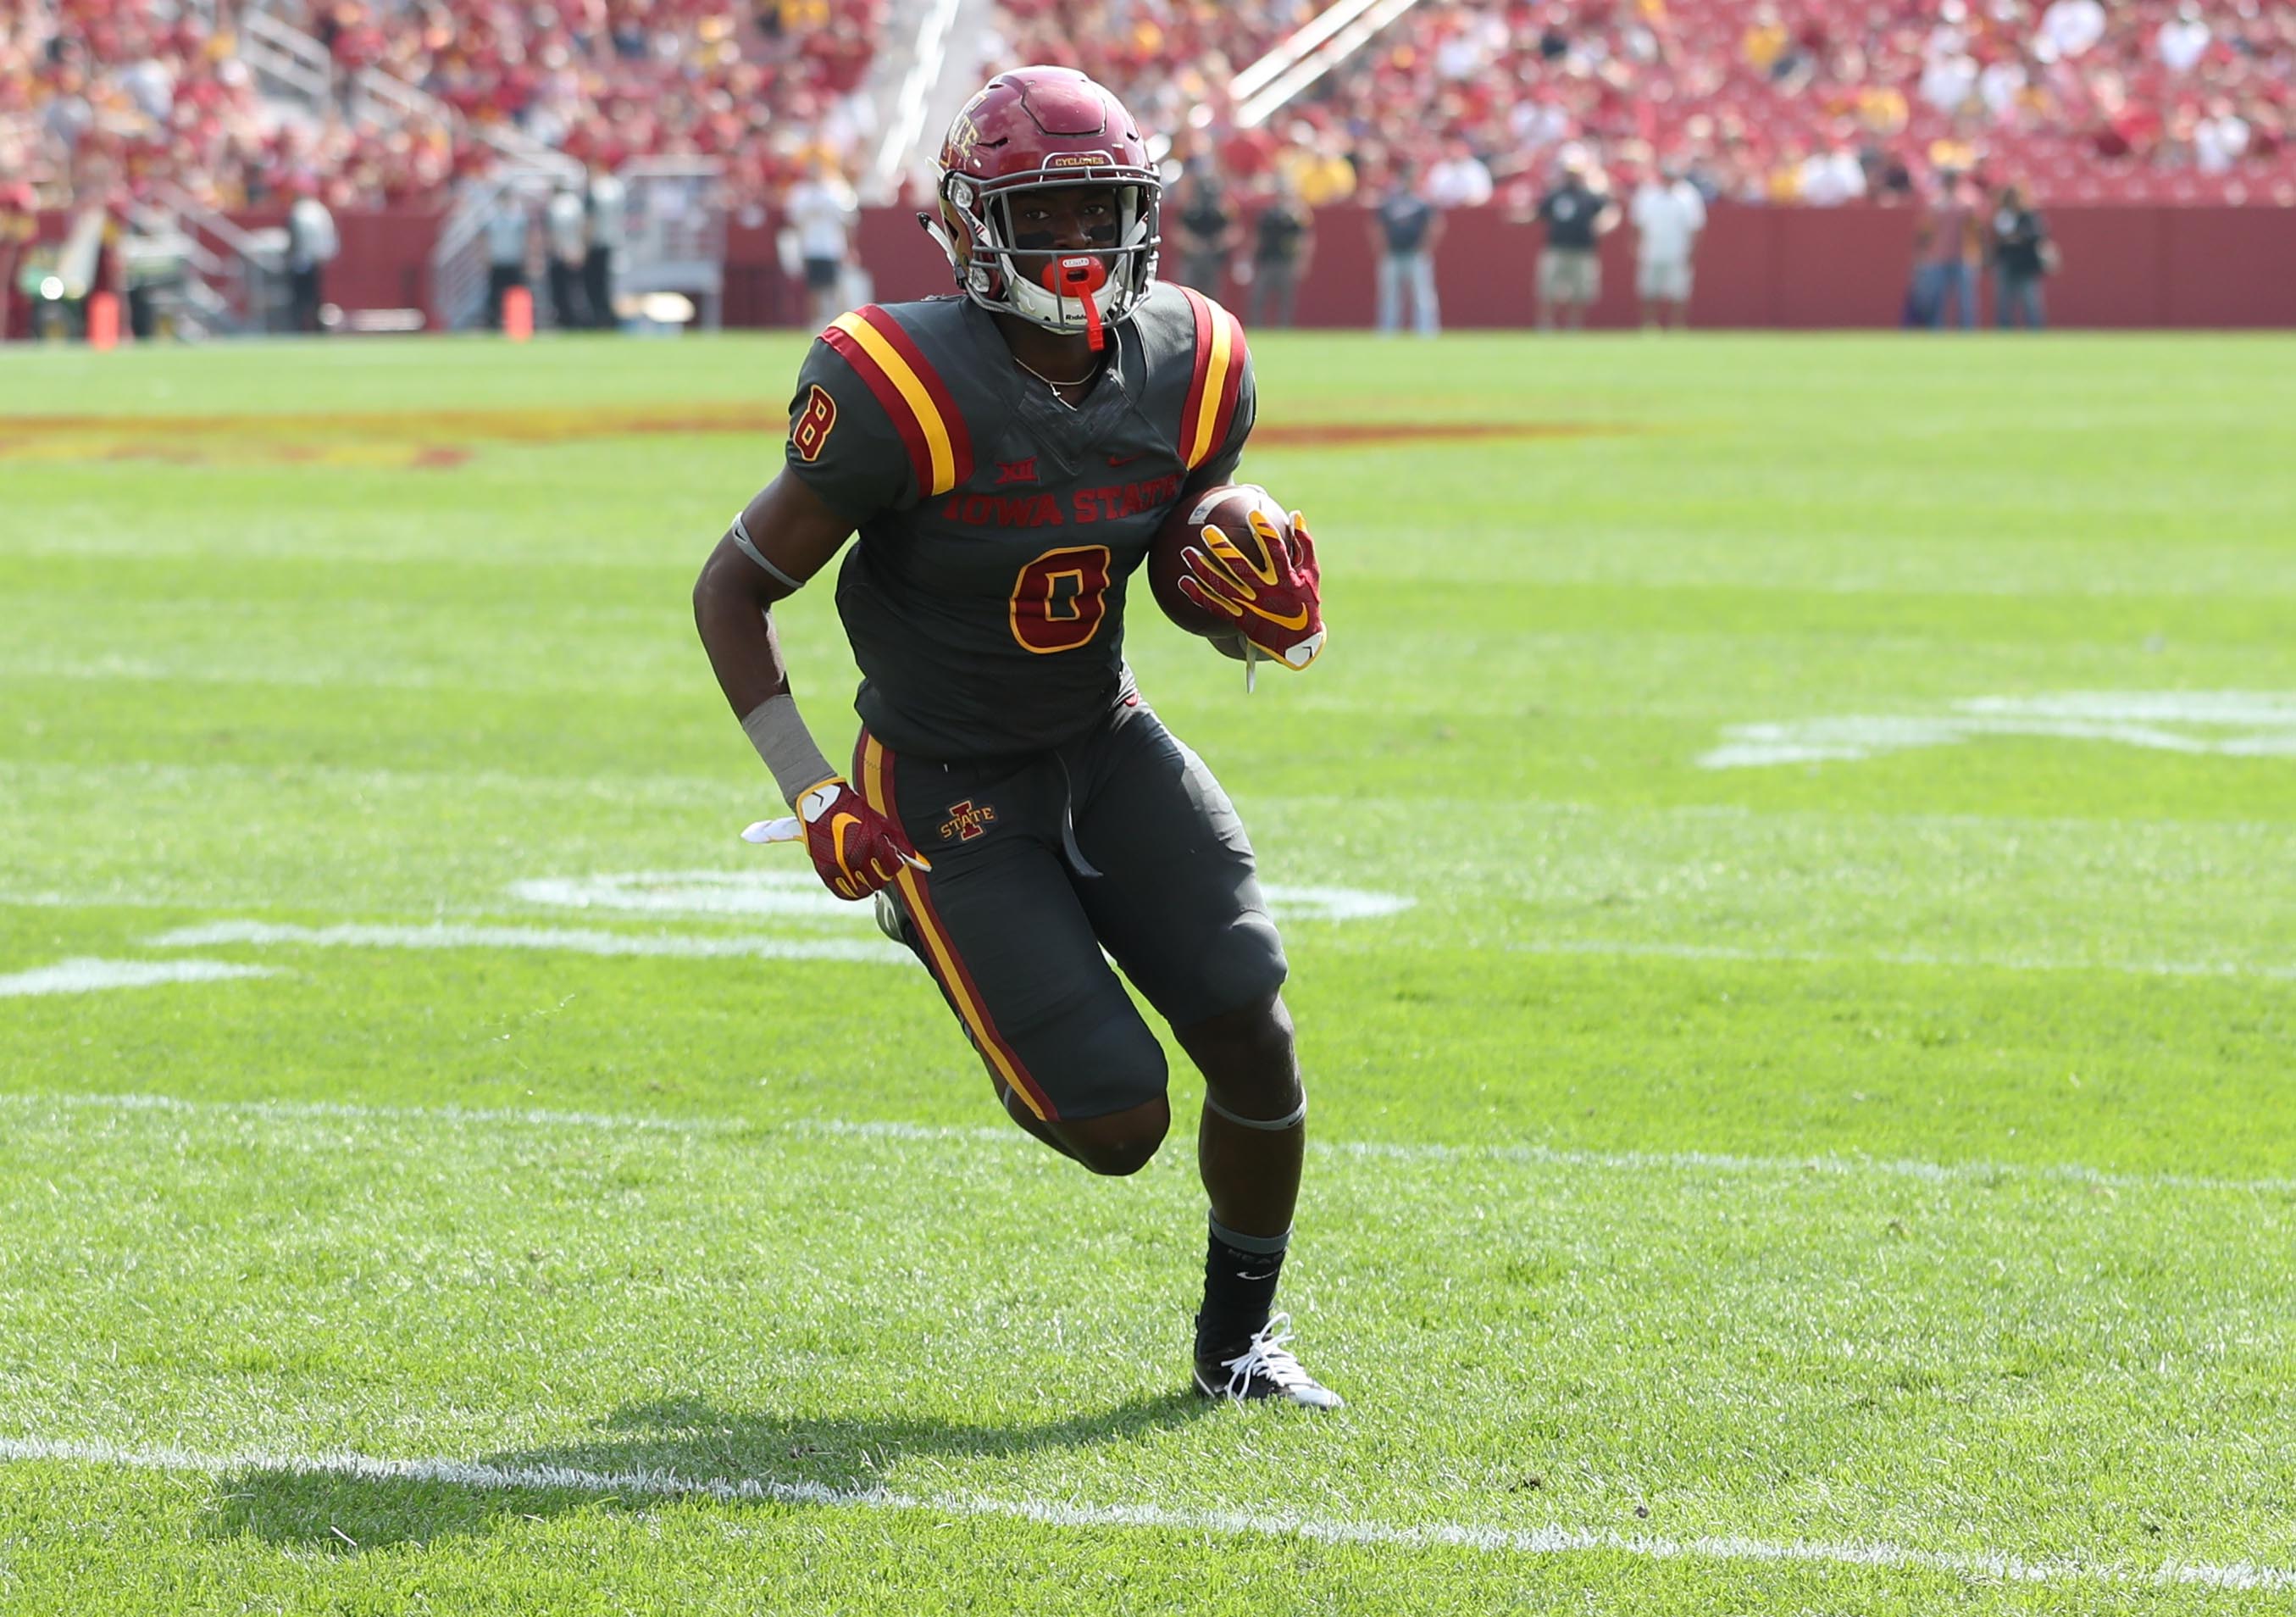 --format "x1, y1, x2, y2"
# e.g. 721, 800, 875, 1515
1701, 692, 2296, 770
